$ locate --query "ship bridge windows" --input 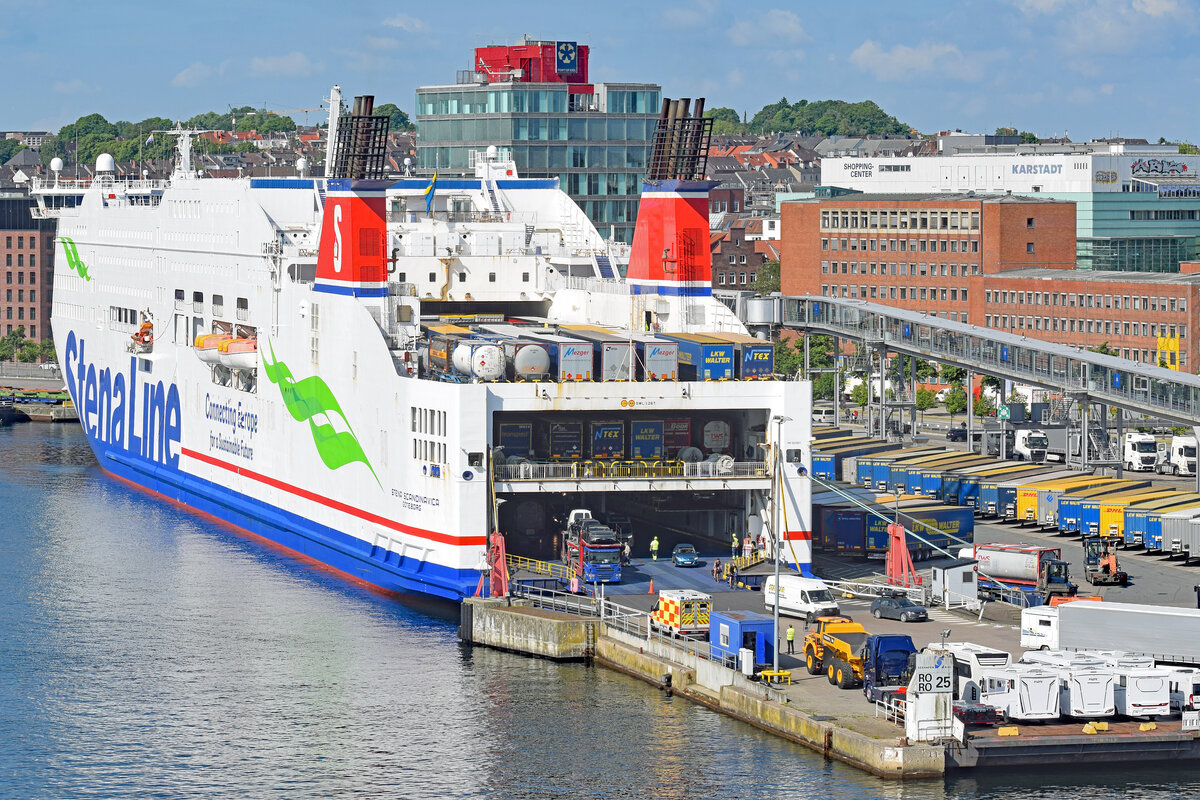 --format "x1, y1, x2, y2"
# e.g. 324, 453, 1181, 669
237, 297, 249, 322
411, 406, 448, 466
192, 291, 203, 313
212, 294, 225, 317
